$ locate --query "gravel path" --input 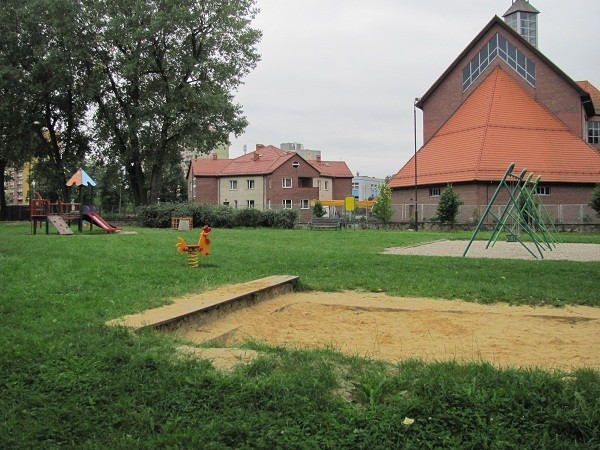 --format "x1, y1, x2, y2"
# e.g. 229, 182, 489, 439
383, 240, 600, 261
